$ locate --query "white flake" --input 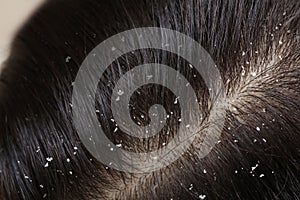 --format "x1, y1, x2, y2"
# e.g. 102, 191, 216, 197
65, 56, 71, 63
259, 174, 265, 178
116, 144, 122, 148
251, 164, 259, 171
250, 71, 257, 77
188, 184, 193, 190
174, 97, 179, 104
262, 138, 267, 143
146, 75, 153, 80
152, 156, 158, 160
117, 90, 124, 96
46, 157, 53, 162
